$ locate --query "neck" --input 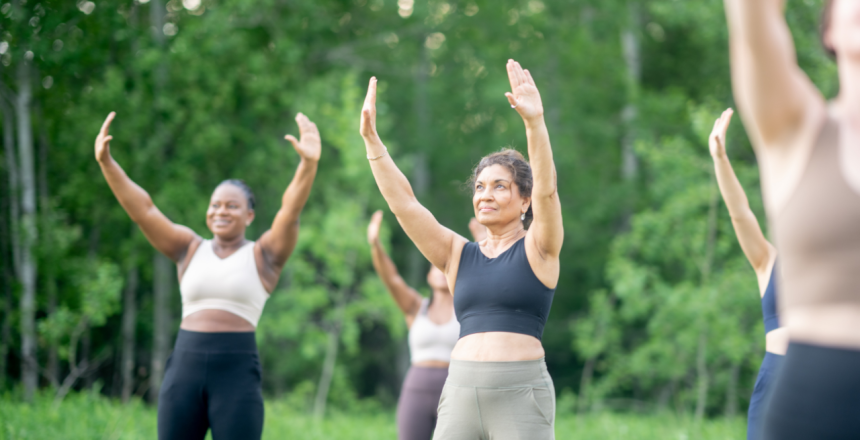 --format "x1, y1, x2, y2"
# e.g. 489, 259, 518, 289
838, 57, 860, 118
212, 233, 247, 250
485, 222, 525, 248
